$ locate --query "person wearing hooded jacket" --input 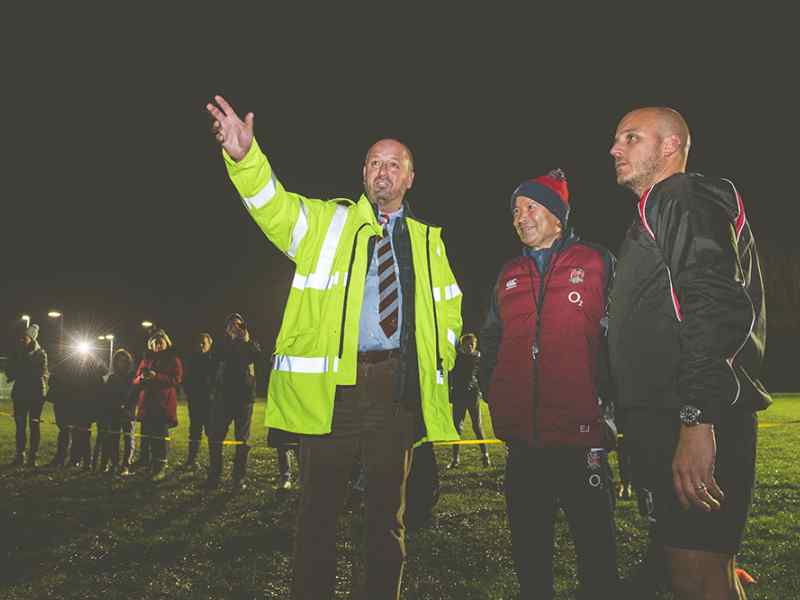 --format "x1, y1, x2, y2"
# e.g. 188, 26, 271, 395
97, 348, 137, 475
205, 313, 262, 489
6, 323, 49, 467
480, 169, 619, 600
206, 96, 461, 600
133, 329, 182, 482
